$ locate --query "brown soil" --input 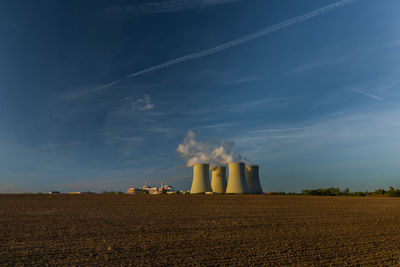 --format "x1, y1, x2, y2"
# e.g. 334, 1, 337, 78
1, 194, 400, 266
